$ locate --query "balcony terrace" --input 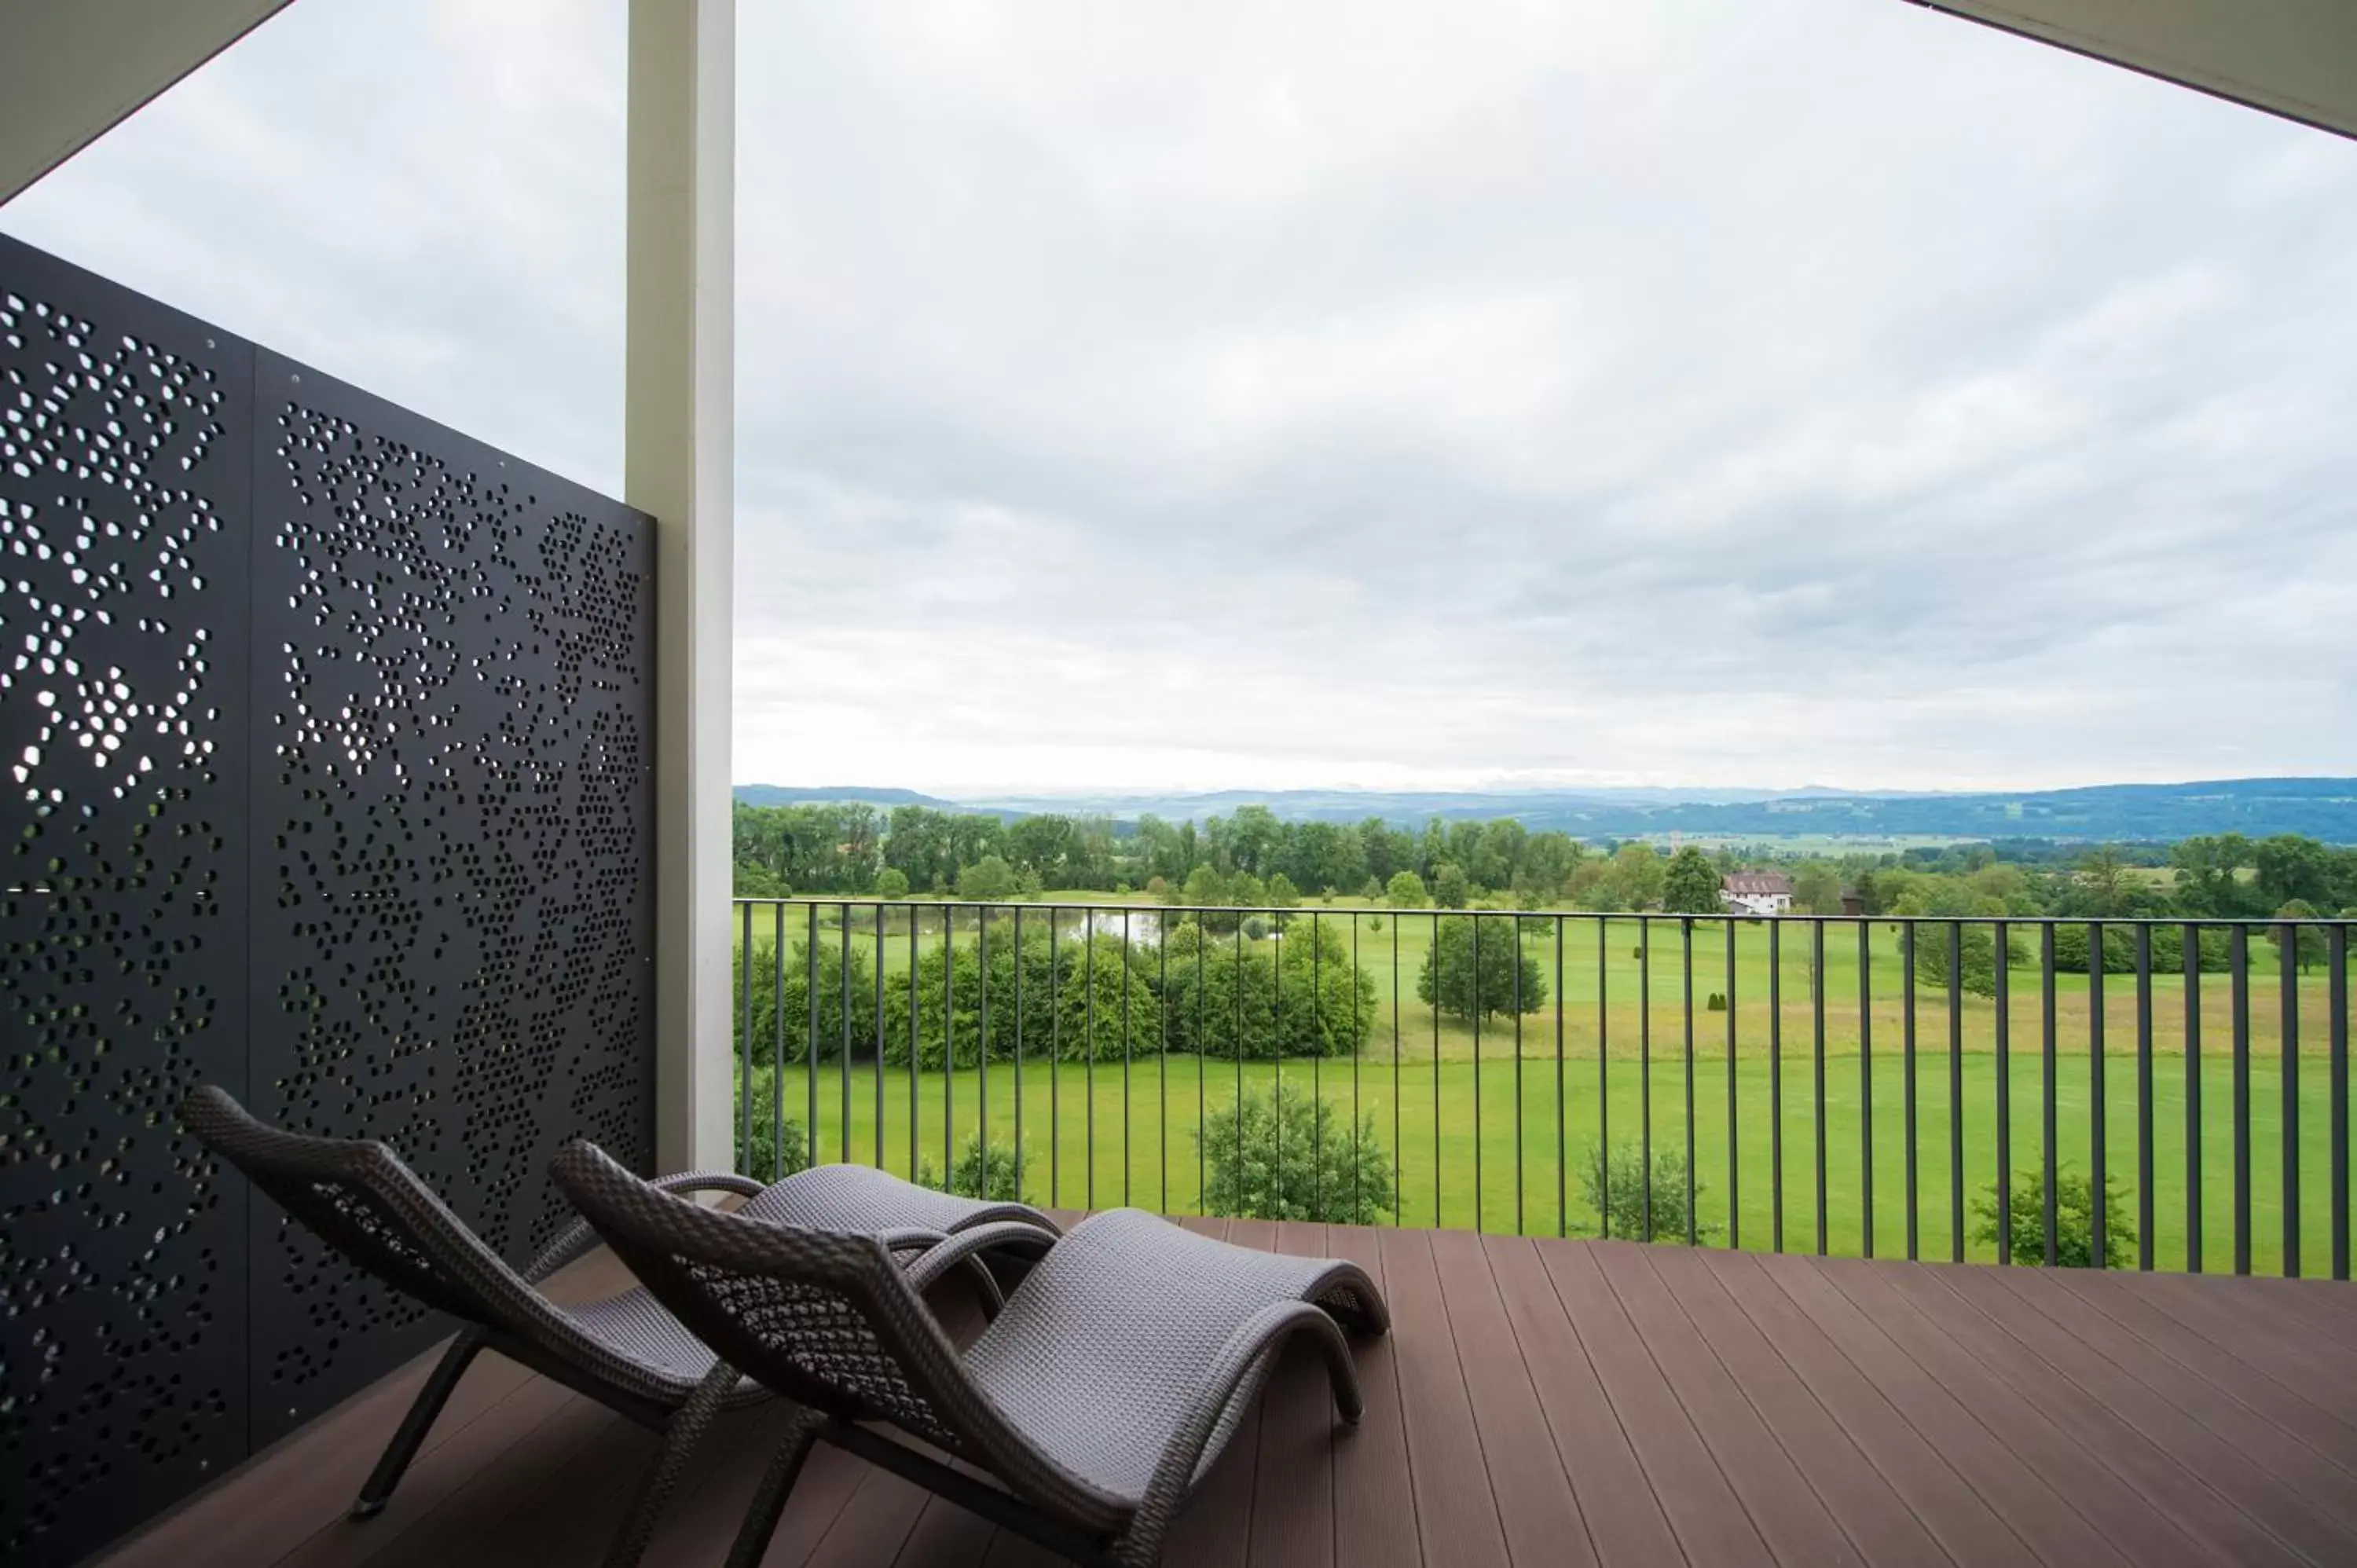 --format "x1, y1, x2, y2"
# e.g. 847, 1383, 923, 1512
99, 1213, 2357, 1567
